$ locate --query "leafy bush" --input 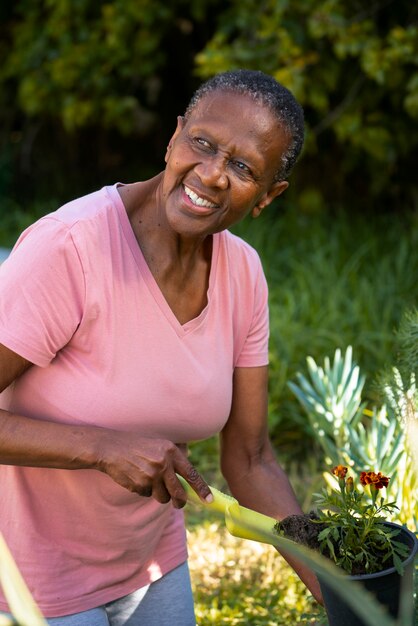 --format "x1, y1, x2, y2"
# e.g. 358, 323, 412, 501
0, 1, 216, 134
195, 0, 418, 214
1, 1, 417, 213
